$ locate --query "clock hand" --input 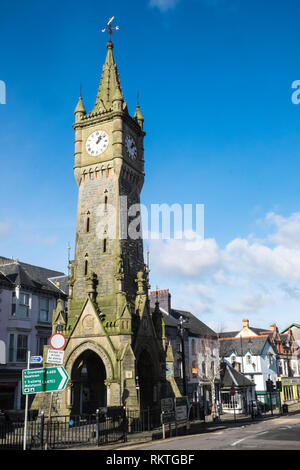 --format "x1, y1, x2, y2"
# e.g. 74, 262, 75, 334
96, 136, 102, 144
